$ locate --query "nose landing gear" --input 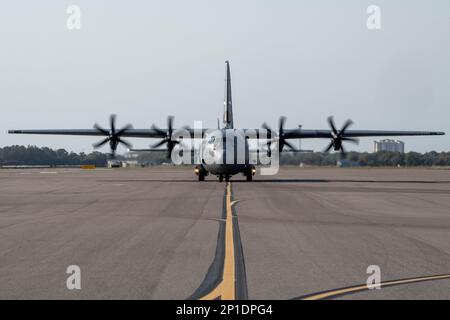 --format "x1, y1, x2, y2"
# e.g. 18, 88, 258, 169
218, 175, 230, 182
